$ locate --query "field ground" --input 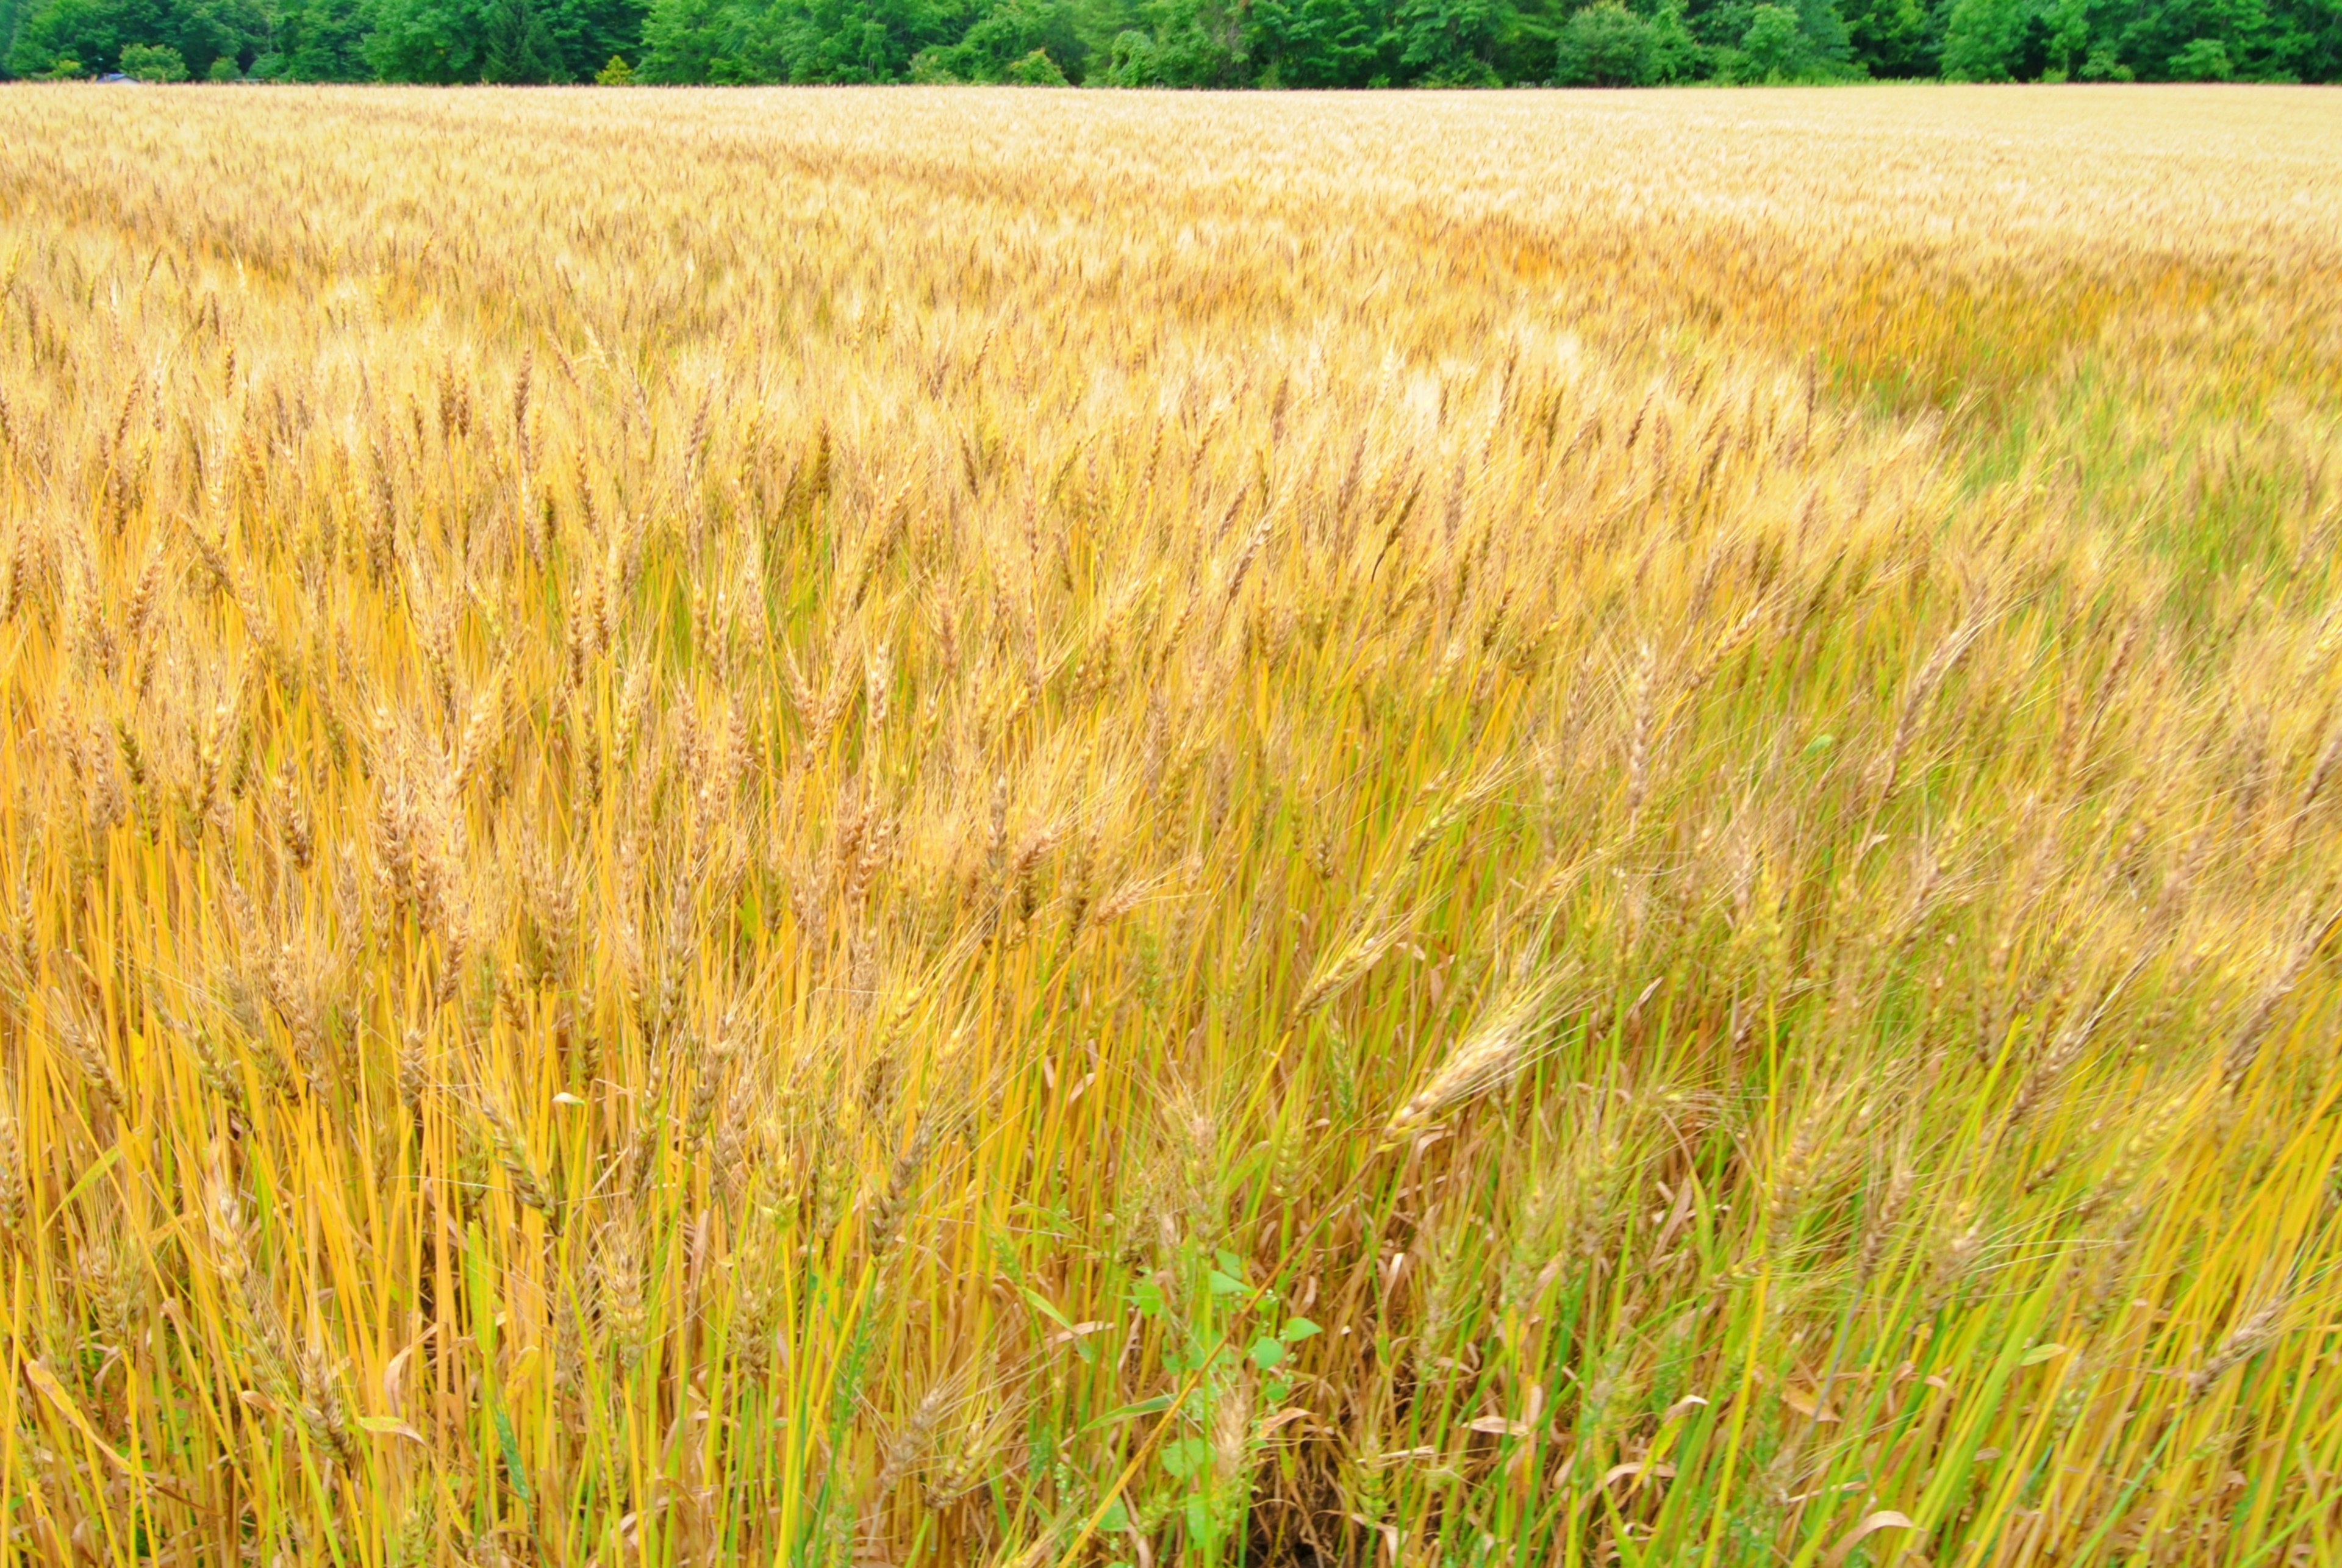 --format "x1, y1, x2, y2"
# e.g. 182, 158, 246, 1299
2, 83, 2342, 1566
